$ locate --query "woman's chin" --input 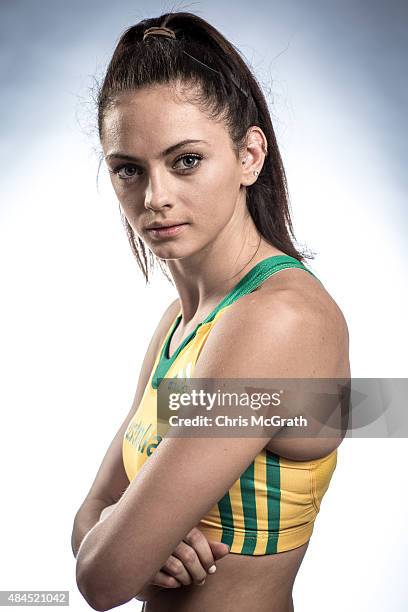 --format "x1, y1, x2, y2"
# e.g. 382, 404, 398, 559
147, 242, 202, 262
148, 246, 190, 261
